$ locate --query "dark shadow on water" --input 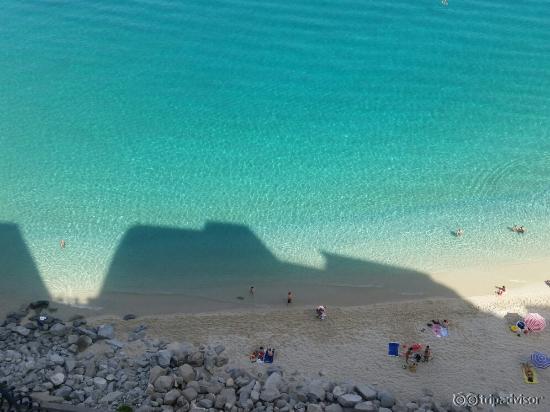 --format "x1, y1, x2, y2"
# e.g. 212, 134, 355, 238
90, 221, 466, 314
0, 223, 50, 307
